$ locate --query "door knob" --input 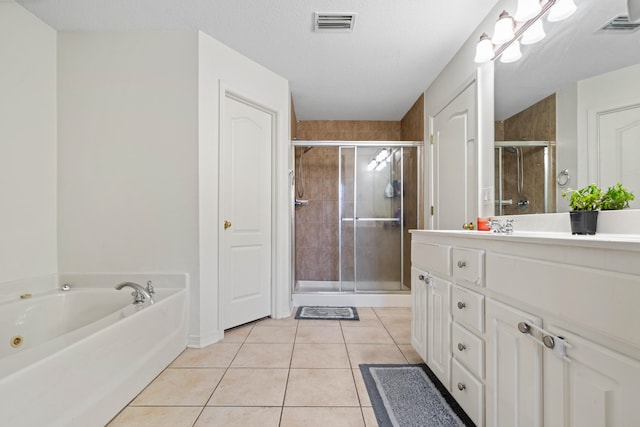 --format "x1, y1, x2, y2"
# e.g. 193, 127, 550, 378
223, 220, 232, 229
